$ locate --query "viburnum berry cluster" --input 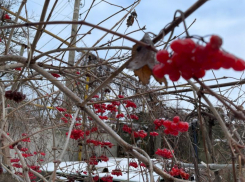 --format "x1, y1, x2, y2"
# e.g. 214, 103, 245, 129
4, 14, 11, 20
125, 100, 137, 108
86, 139, 113, 148
129, 161, 138, 168
134, 130, 147, 138
14, 67, 22, 71
128, 114, 139, 120
5, 90, 26, 103
51, 73, 60, 78
169, 166, 190, 180
98, 155, 109, 162
66, 129, 84, 140
155, 148, 174, 159
111, 169, 123, 176
89, 155, 98, 165
163, 116, 189, 136
122, 124, 132, 134
116, 113, 124, 118
153, 35, 245, 81
150, 131, 159, 136
154, 116, 189, 136
56, 107, 66, 112
101, 175, 113, 182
